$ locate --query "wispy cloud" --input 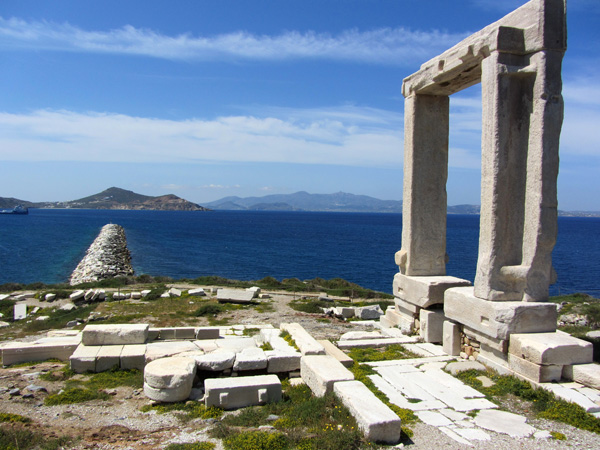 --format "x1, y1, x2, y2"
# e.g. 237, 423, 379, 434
0, 106, 404, 167
0, 16, 468, 65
